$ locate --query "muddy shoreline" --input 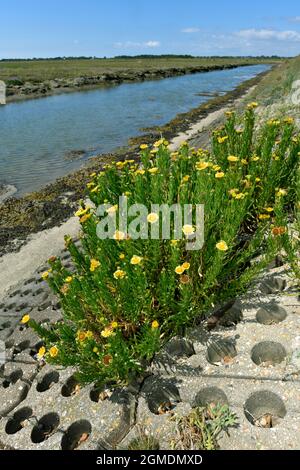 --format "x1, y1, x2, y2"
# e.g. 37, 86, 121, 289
0, 68, 272, 257
5, 62, 268, 104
